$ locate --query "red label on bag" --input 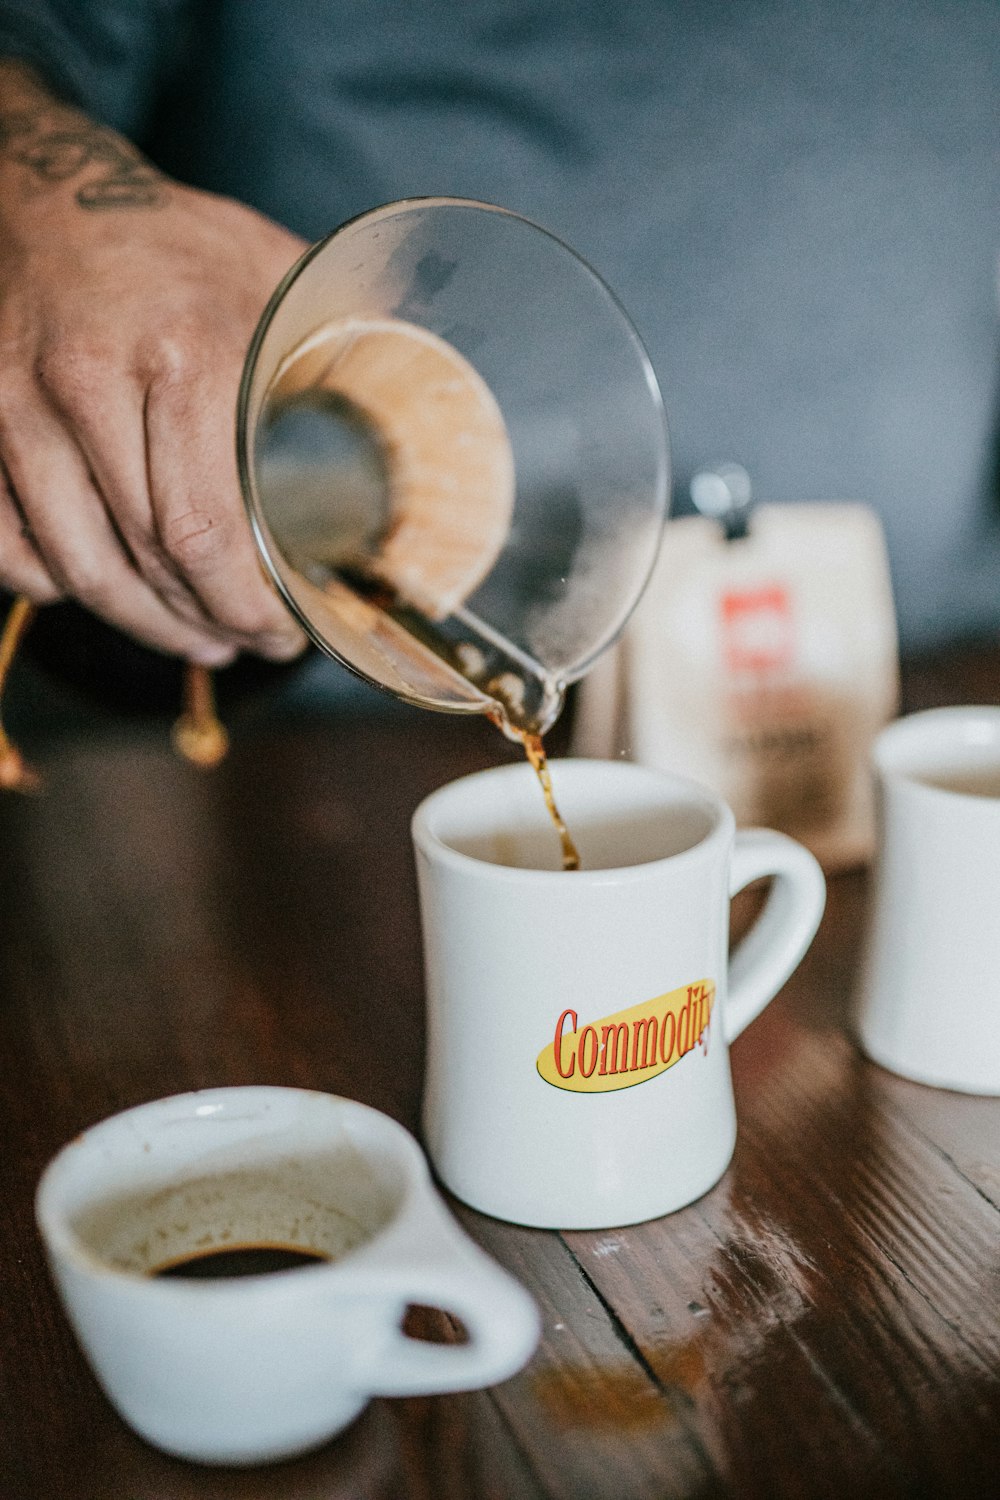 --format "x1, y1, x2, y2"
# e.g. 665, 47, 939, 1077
720, 585, 794, 673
